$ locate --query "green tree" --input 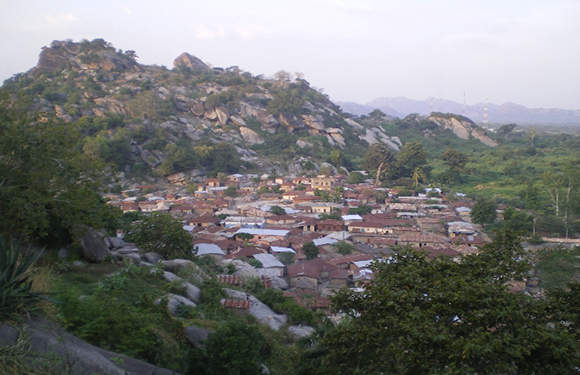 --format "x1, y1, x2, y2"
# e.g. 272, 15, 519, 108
332, 241, 355, 255
328, 149, 343, 168
236, 233, 254, 246
269, 205, 286, 216
0, 96, 117, 246
277, 252, 295, 266
440, 148, 469, 172
348, 205, 372, 215
303, 242, 319, 260
362, 144, 394, 186
396, 142, 429, 178
128, 212, 193, 259
188, 320, 266, 375
497, 123, 516, 137
223, 185, 238, 198
526, 182, 541, 234
470, 198, 496, 227
368, 109, 386, 120
306, 230, 580, 374
346, 171, 365, 184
